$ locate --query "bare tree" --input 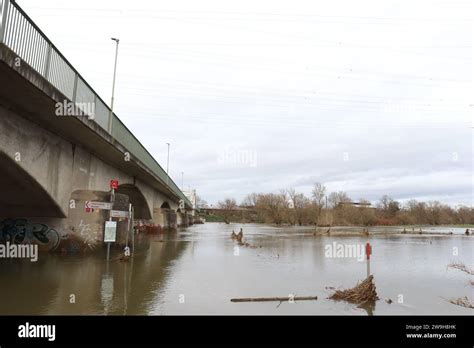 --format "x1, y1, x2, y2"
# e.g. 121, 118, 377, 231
311, 182, 326, 224
426, 201, 442, 225
378, 195, 392, 211
286, 188, 297, 209
242, 193, 259, 207
328, 191, 351, 208
457, 206, 474, 224
217, 198, 238, 223
312, 182, 326, 207
378, 195, 400, 218
357, 198, 376, 226
255, 193, 287, 224
286, 188, 310, 225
